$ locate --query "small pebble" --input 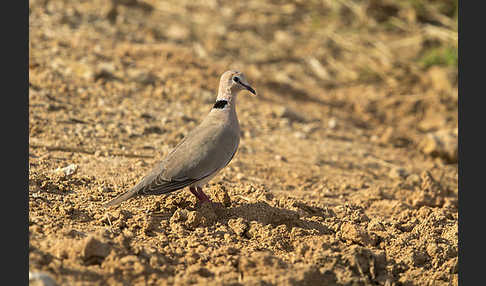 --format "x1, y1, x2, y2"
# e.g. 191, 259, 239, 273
388, 167, 408, 179
29, 272, 58, 286
275, 155, 287, 162
53, 164, 78, 176
328, 118, 337, 129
